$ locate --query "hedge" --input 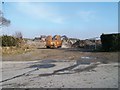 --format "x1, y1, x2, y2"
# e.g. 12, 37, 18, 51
100, 33, 120, 51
